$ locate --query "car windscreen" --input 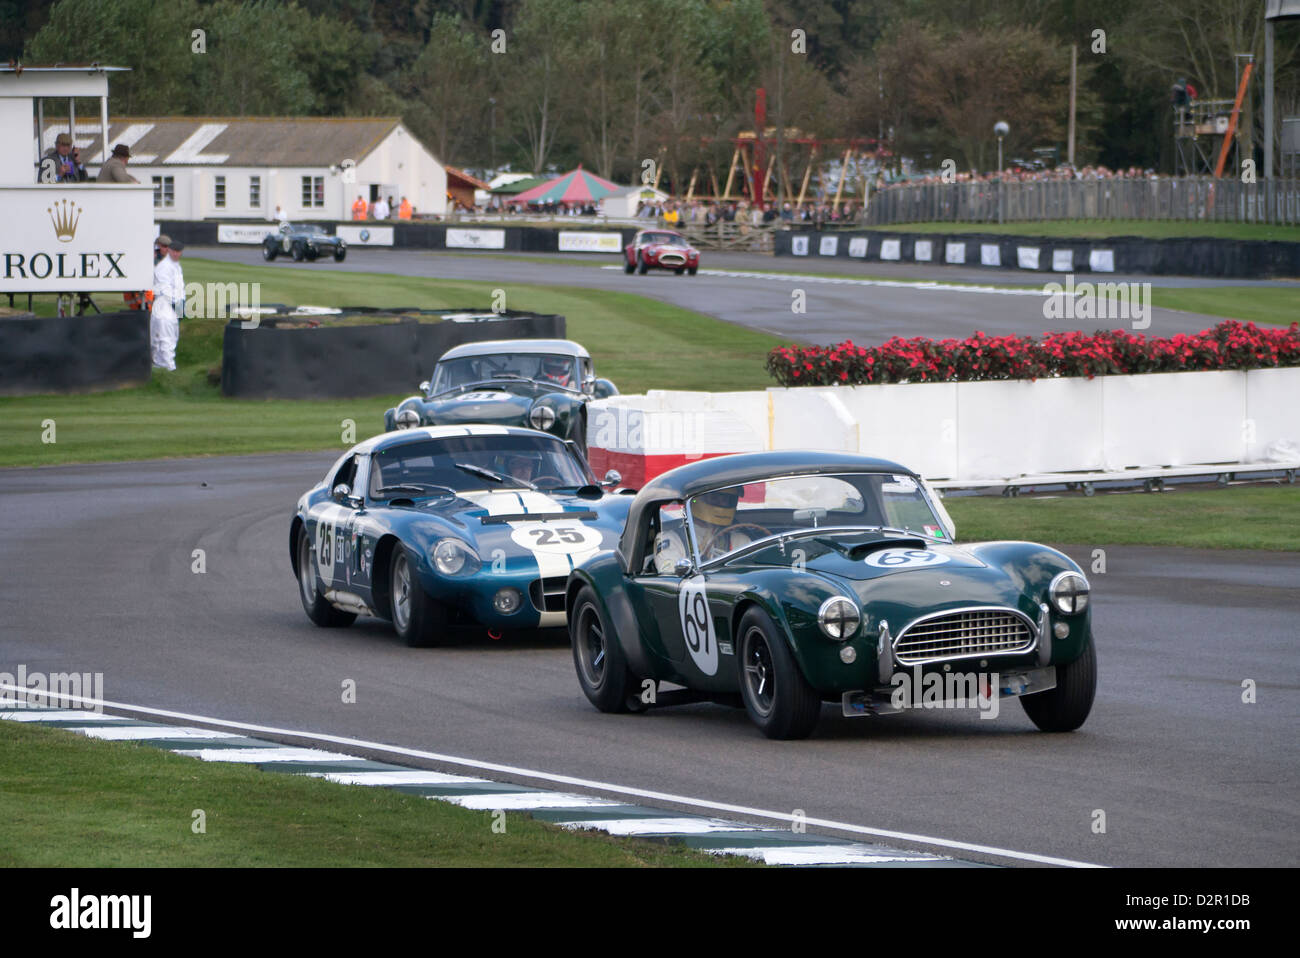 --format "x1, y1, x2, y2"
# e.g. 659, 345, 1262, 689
641, 233, 682, 245
430, 354, 579, 393
369, 433, 591, 496
686, 472, 947, 561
